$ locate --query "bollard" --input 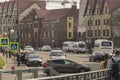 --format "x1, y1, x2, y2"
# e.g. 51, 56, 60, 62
11, 66, 15, 74
33, 69, 38, 78
0, 71, 2, 80
17, 70, 22, 80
